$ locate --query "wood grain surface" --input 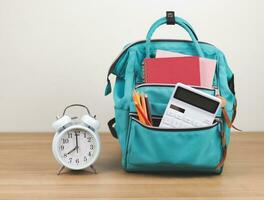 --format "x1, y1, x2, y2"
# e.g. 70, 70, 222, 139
0, 132, 263, 200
